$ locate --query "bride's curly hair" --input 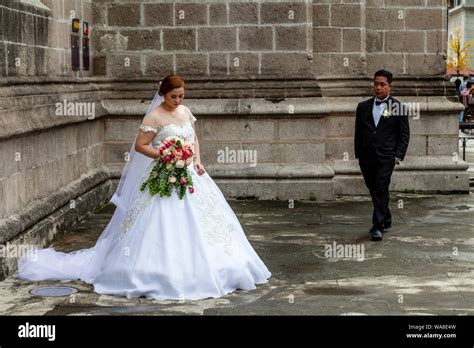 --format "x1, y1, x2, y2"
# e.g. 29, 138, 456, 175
159, 74, 185, 96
